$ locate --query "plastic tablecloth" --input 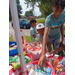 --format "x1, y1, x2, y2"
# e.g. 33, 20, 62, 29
9, 65, 22, 75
